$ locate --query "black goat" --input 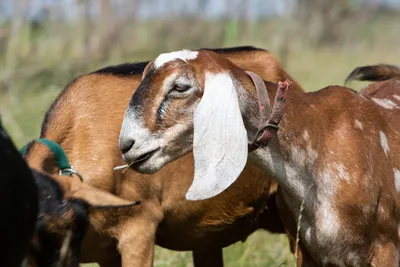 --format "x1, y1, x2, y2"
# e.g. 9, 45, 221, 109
0, 121, 38, 267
